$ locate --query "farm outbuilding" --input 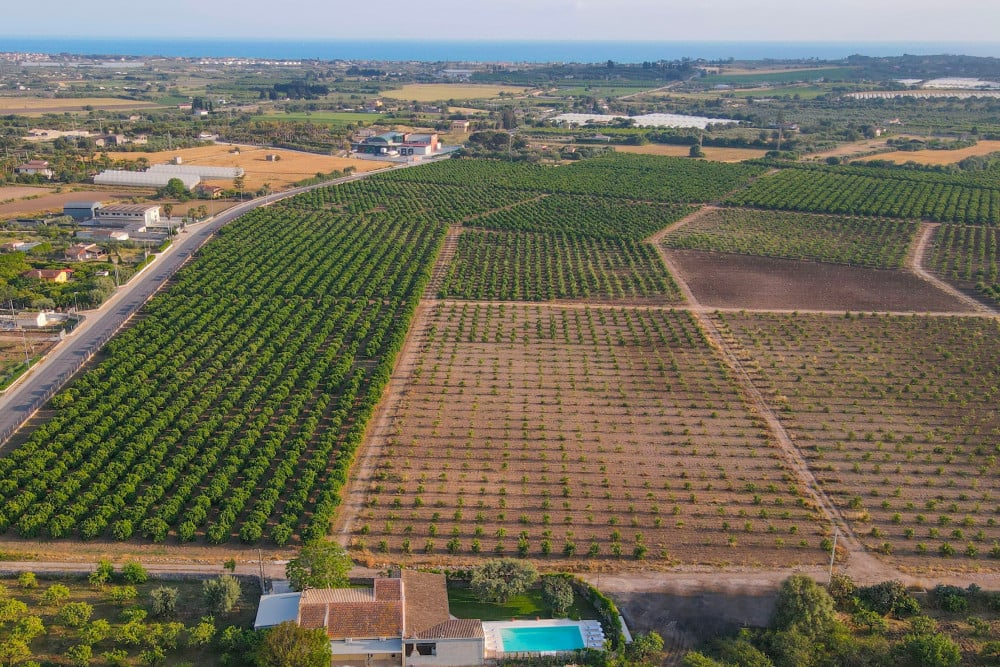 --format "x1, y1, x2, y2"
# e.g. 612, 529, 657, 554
63, 201, 103, 222
94, 204, 161, 228
94, 170, 201, 189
